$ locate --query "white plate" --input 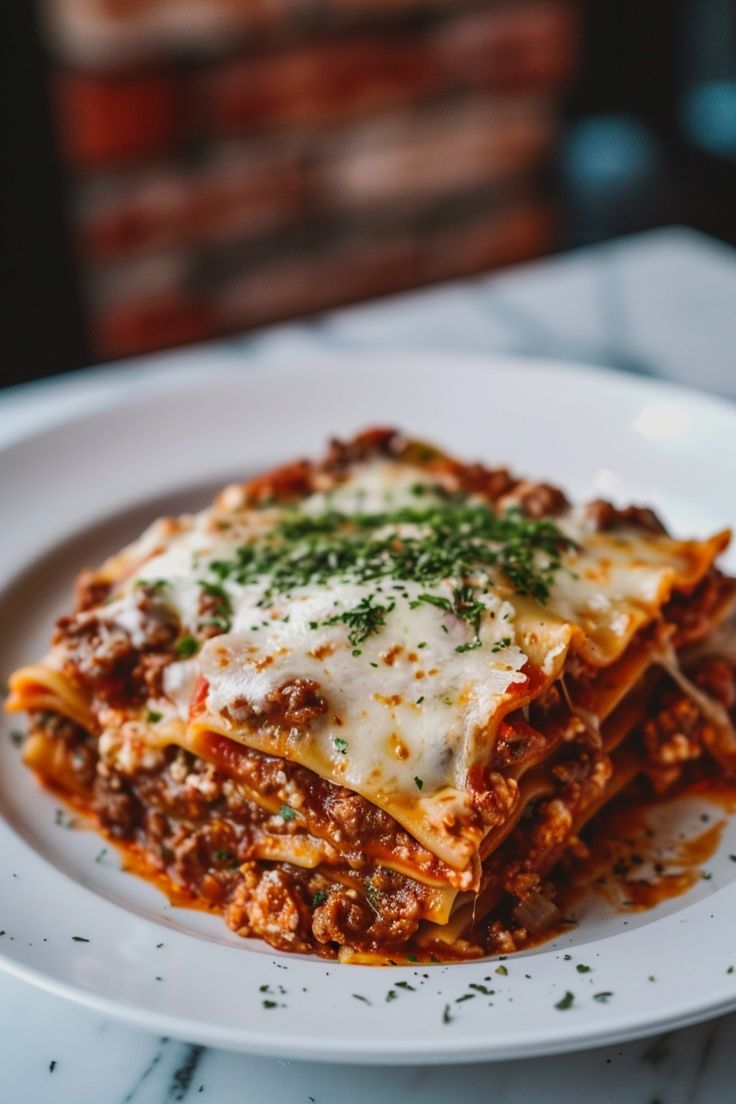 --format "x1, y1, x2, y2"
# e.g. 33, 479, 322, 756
2, 351, 736, 1064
